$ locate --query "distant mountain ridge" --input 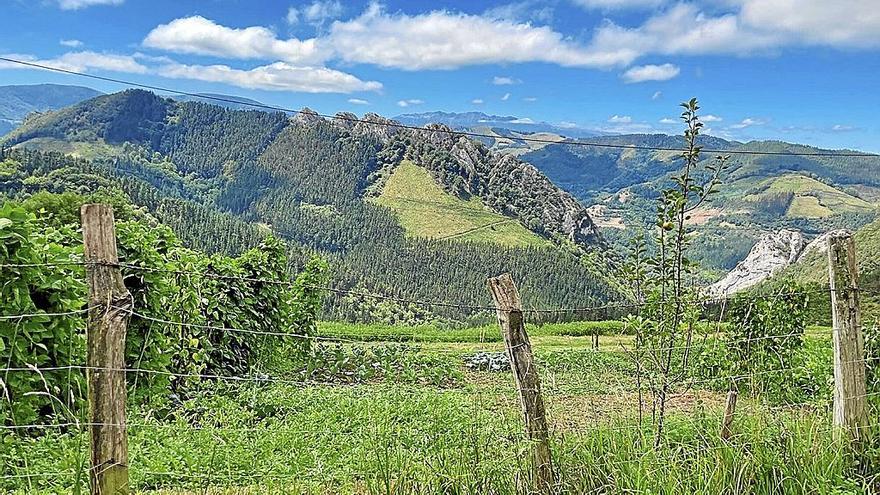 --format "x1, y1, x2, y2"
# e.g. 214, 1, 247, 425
0, 84, 103, 136
394, 110, 601, 139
